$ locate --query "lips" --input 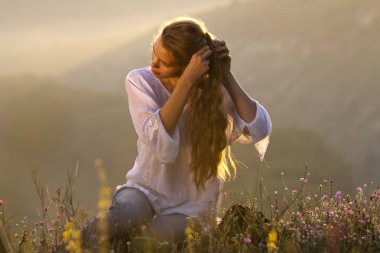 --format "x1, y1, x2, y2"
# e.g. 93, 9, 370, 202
152, 69, 159, 76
